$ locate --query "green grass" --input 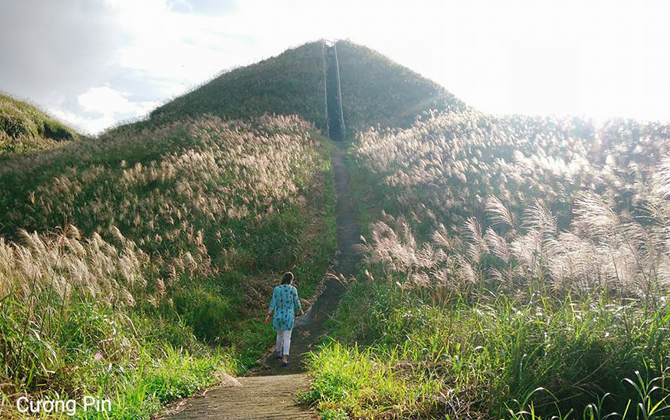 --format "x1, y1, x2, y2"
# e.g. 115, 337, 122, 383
0, 292, 234, 420
304, 280, 670, 419
0, 93, 79, 156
